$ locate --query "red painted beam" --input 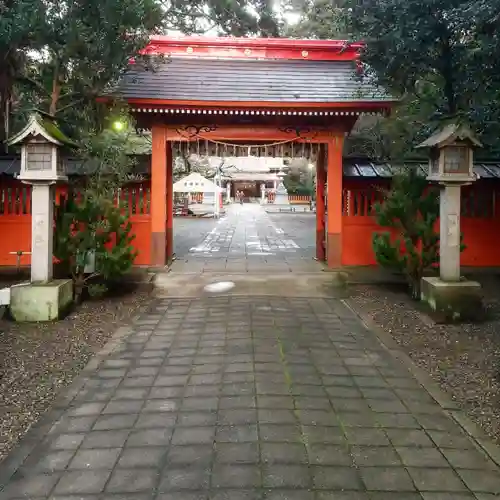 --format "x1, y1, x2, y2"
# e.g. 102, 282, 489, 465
139, 35, 363, 62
